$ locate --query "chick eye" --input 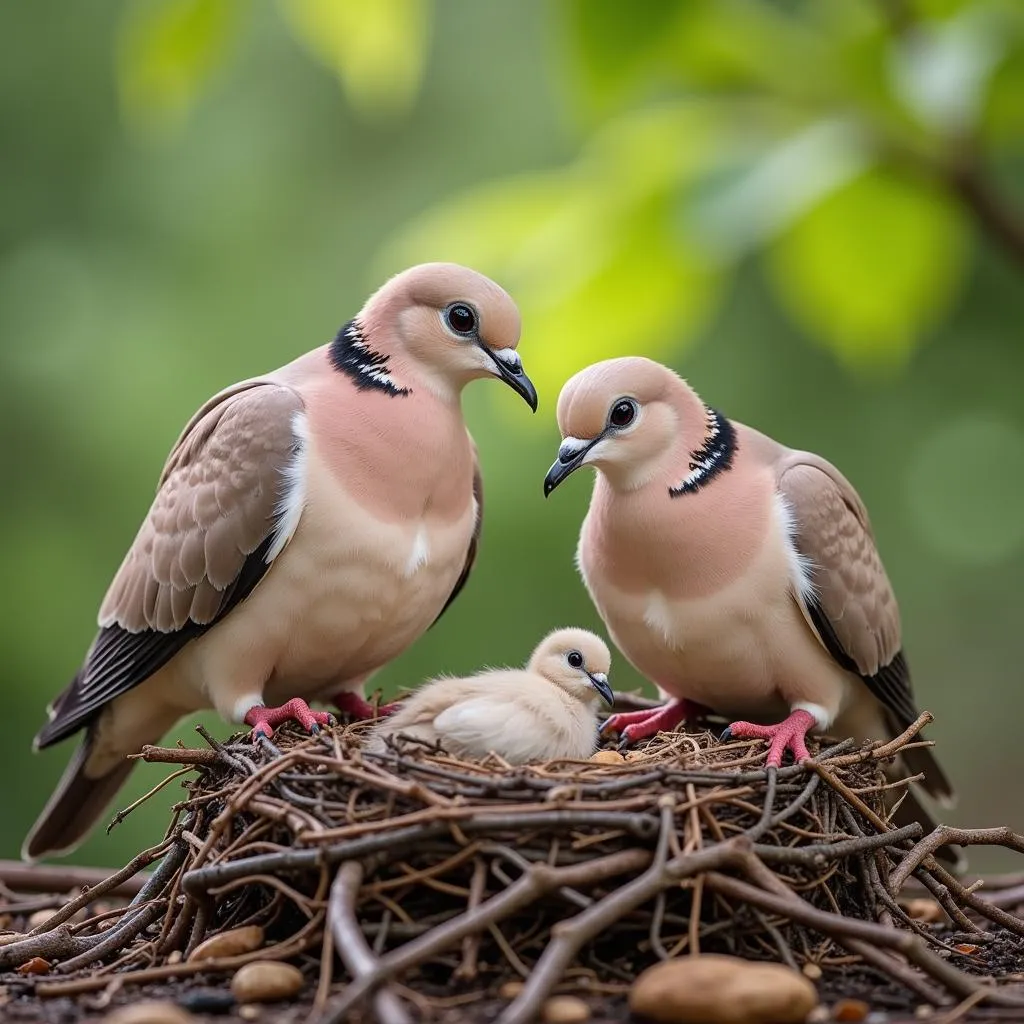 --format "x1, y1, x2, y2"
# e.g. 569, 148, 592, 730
609, 399, 637, 428
566, 650, 584, 669
445, 303, 477, 336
